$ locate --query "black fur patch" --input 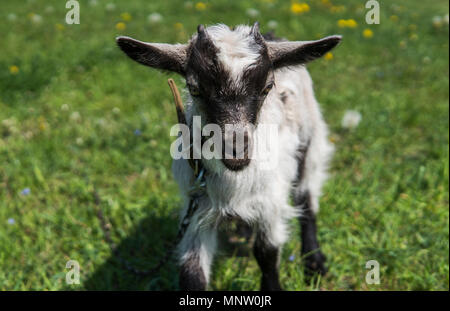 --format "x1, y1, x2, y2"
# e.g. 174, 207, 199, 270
297, 193, 328, 277
253, 233, 282, 291
179, 254, 207, 290
185, 26, 275, 170
185, 27, 273, 128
